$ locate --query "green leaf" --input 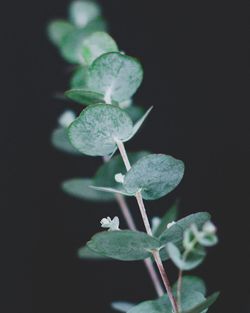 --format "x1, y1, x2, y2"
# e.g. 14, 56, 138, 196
60, 18, 107, 63
180, 290, 206, 312
153, 199, 180, 237
166, 242, 206, 270
127, 296, 171, 313
78, 245, 110, 260
65, 89, 118, 105
90, 185, 132, 196
51, 128, 81, 155
62, 178, 115, 202
111, 302, 135, 312
125, 105, 145, 123
81, 31, 118, 66
86, 52, 143, 103
94, 151, 149, 188
160, 212, 211, 244
181, 292, 220, 313
87, 230, 160, 261
172, 276, 206, 296
123, 154, 185, 200
69, 0, 101, 28
68, 104, 133, 156
70, 66, 88, 89
125, 106, 153, 141
47, 19, 74, 46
